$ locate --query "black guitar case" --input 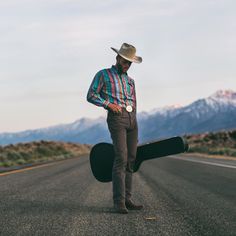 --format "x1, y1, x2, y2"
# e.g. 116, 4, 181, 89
90, 136, 189, 182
